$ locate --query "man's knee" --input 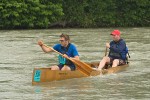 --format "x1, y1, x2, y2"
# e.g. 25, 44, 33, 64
102, 56, 110, 62
112, 59, 119, 67
113, 59, 119, 63
102, 56, 108, 61
61, 65, 71, 71
51, 66, 59, 70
